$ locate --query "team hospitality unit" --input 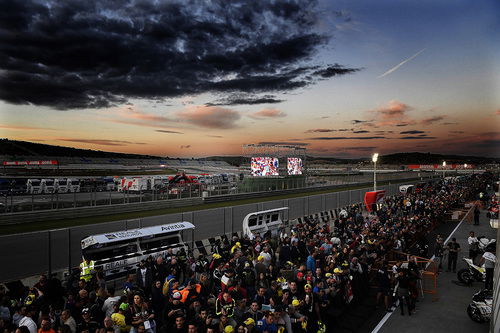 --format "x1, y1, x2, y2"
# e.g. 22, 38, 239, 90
0, 174, 495, 333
